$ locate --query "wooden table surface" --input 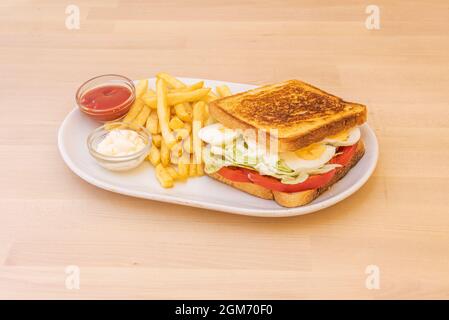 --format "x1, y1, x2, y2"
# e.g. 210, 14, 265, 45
1, 0, 448, 299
